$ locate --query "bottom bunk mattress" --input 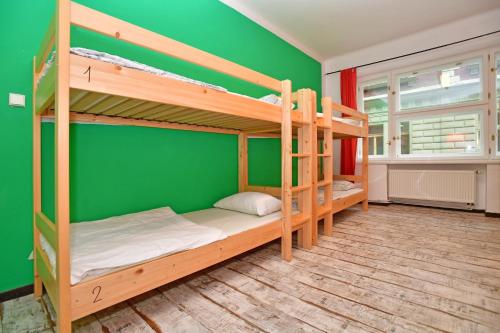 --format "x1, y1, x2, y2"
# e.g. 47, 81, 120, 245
316, 187, 364, 205
40, 206, 227, 284
182, 207, 282, 236
39, 206, 283, 285
333, 187, 364, 200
